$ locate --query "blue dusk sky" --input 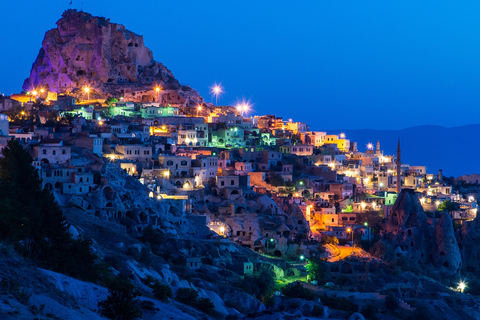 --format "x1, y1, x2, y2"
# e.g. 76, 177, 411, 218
2, 0, 480, 130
